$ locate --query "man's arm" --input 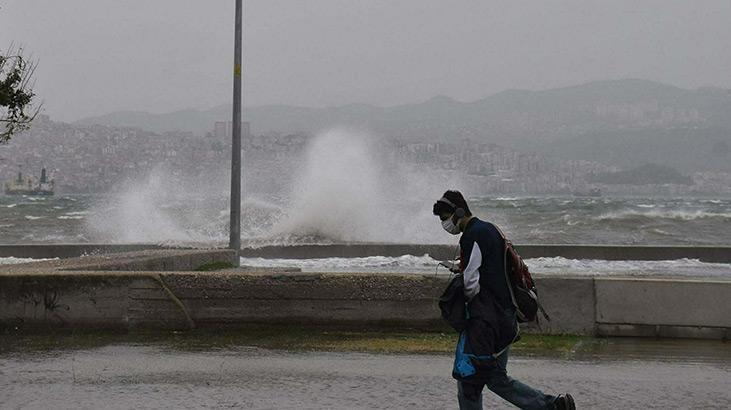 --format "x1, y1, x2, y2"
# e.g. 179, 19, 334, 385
460, 240, 482, 300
